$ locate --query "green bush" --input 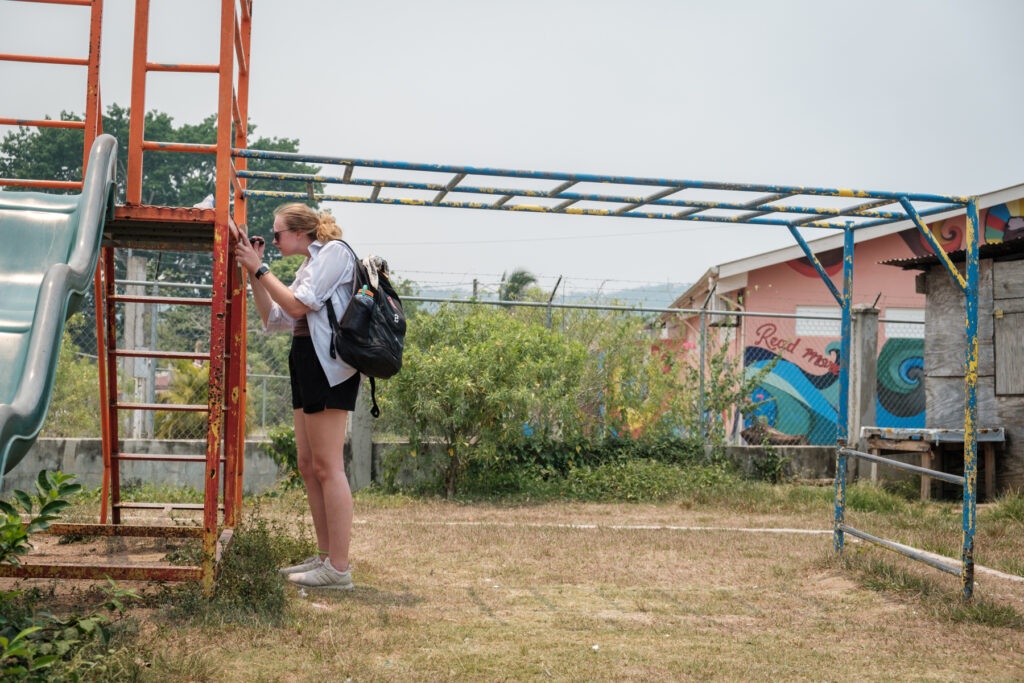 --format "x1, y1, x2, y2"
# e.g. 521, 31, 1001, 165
267, 424, 301, 487
40, 316, 101, 439
381, 306, 589, 497
380, 304, 762, 498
